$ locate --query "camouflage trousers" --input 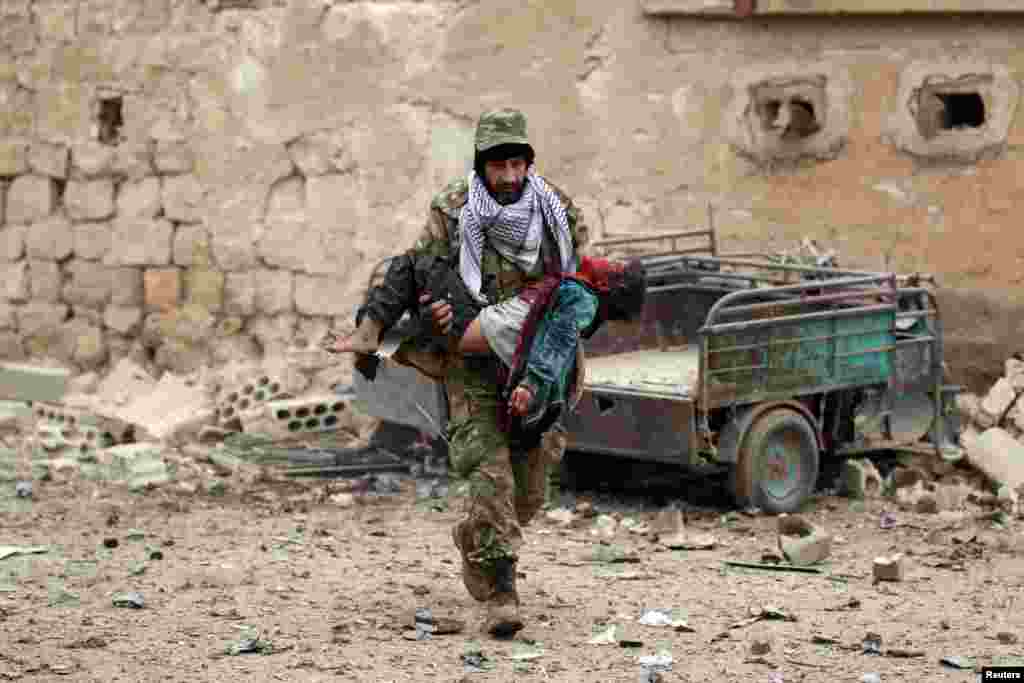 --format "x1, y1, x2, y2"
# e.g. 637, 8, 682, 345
446, 357, 565, 599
